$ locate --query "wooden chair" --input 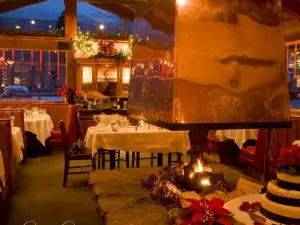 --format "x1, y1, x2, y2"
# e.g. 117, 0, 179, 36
60, 120, 96, 188
0, 119, 13, 212
239, 129, 267, 176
